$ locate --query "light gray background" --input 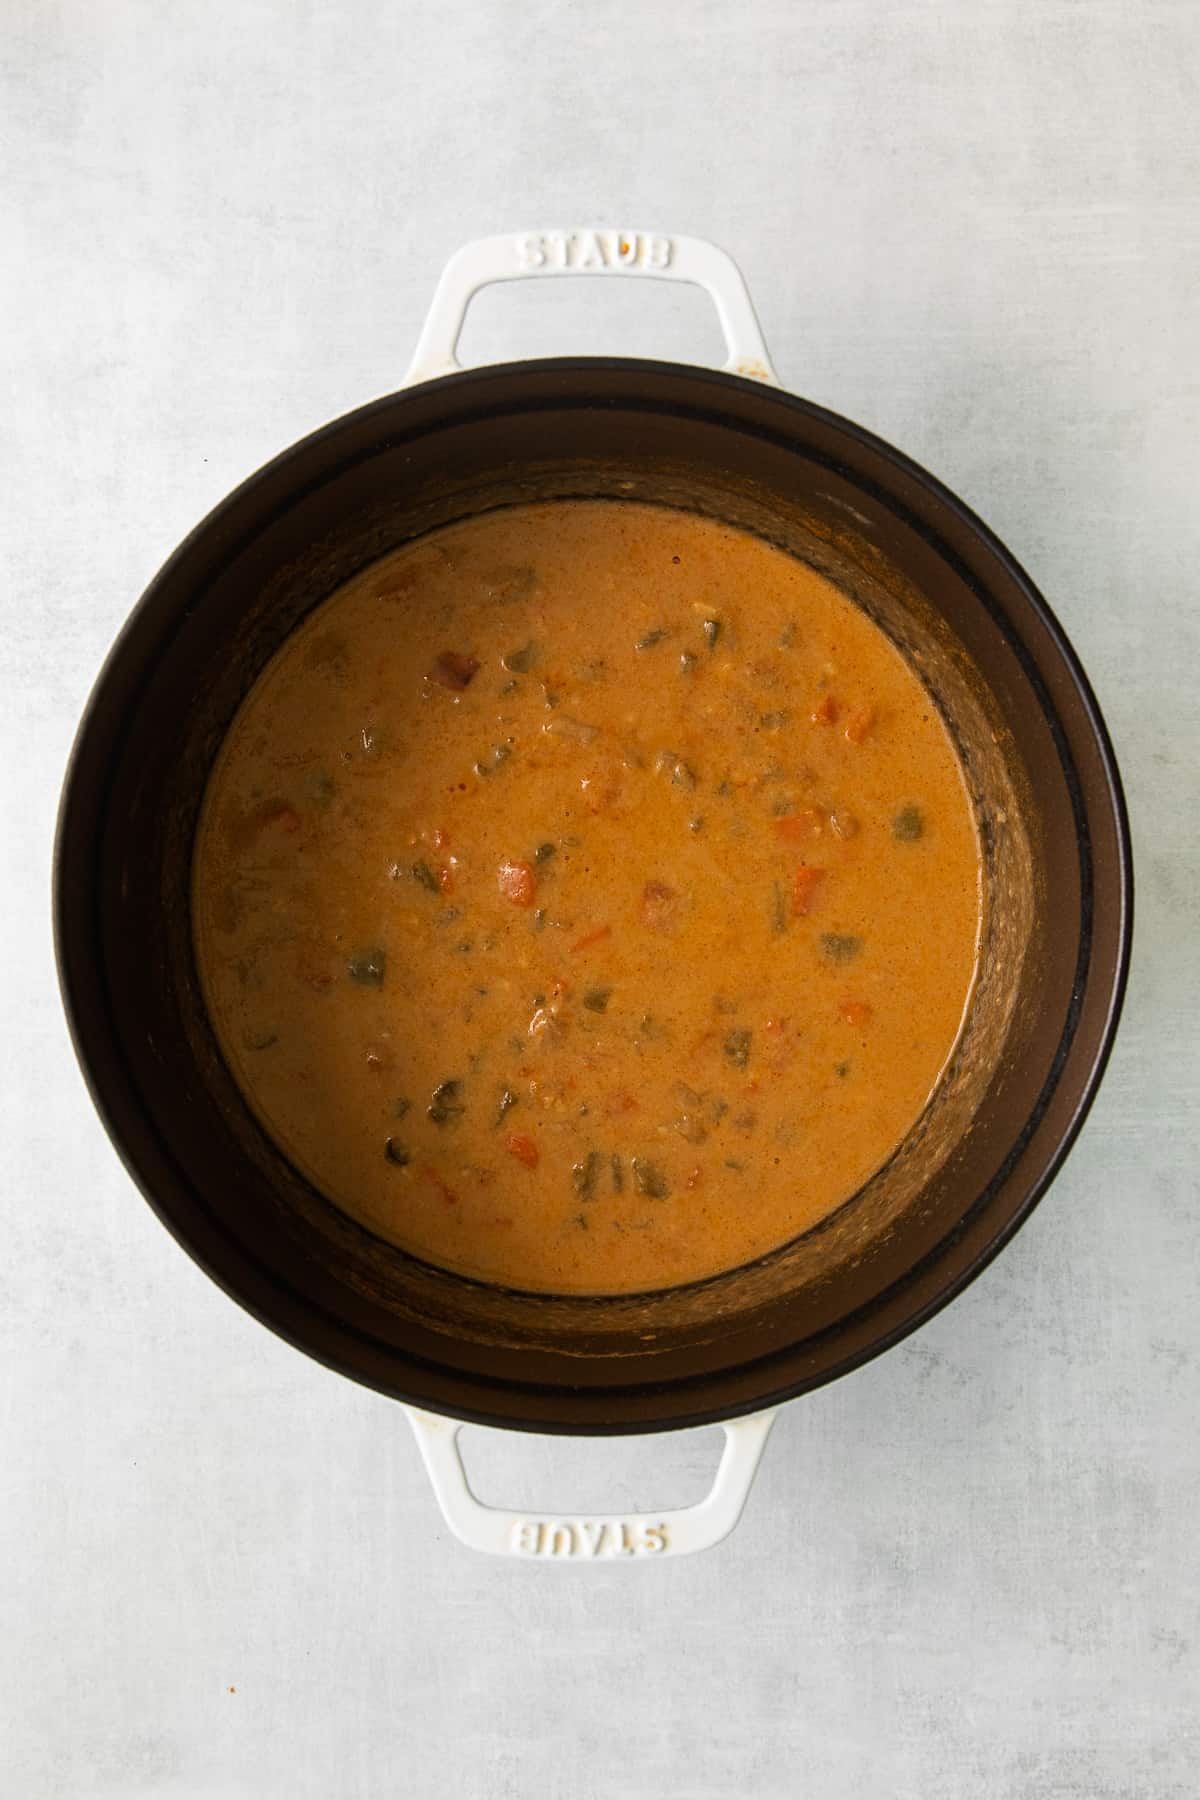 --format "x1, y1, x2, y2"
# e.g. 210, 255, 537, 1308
3, 3, 1197, 1796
